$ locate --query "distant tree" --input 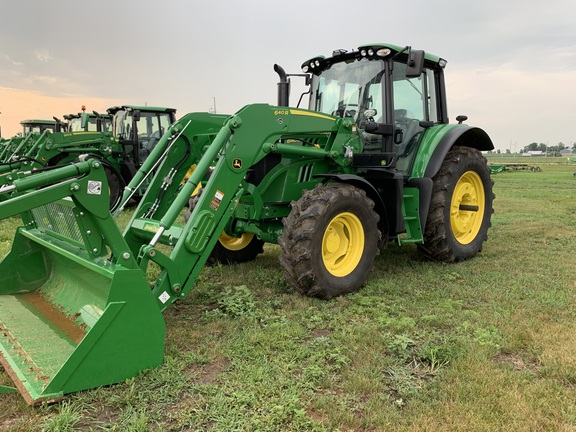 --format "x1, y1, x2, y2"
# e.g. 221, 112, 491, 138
523, 142, 539, 152
505, 149, 511, 154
